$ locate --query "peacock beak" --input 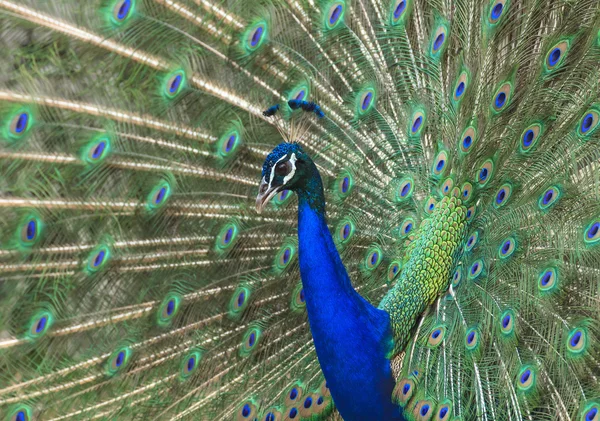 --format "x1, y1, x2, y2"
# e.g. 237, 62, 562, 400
256, 179, 281, 214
